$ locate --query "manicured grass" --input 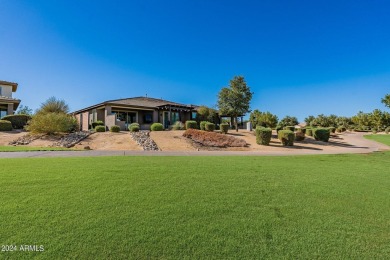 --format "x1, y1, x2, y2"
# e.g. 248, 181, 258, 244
1, 154, 390, 259
364, 134, 390, 146
0, 146, 76, 152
